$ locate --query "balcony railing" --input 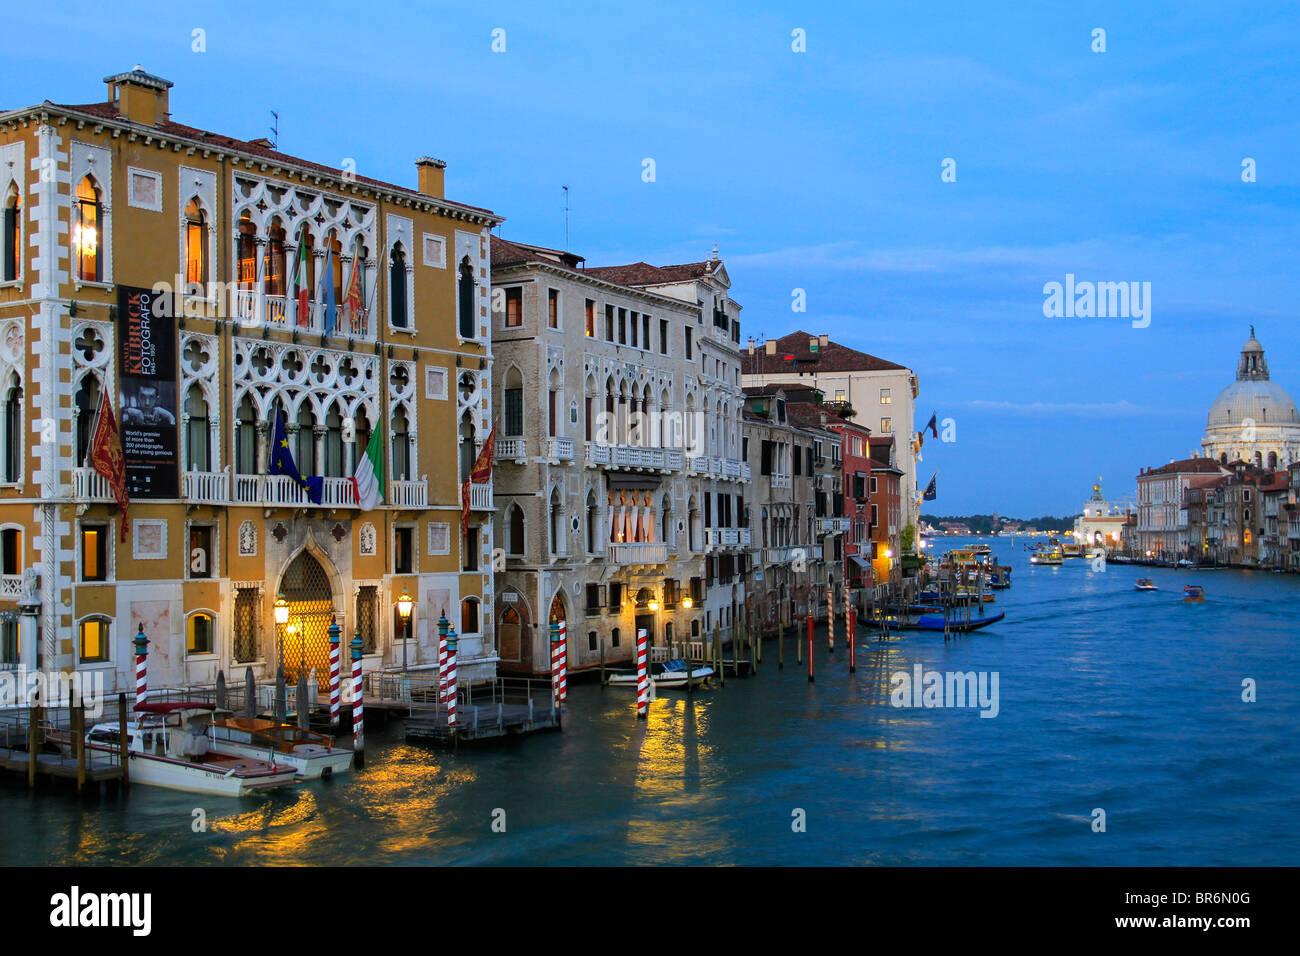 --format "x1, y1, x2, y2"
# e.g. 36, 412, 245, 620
182, 470, 230, 505
545, 437, 575, 462
73, 467, 114, 502
772, 474, 792, 490
764, 546, 797, 565
584, 443, 680, 472
817, 517, 851, 534
705, 528, 739, 550
468, 481, 493, 511
234, 474, 357, 507
232, 289, 374, 340
607, 542, 668, 565
496, 438, 527, 460
390, 479, 428, 508
1, 575, 22, 598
